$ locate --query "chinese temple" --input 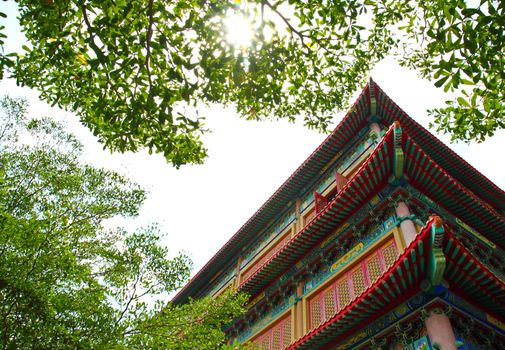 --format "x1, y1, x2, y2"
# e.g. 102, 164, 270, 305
173, 79, 505, 349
